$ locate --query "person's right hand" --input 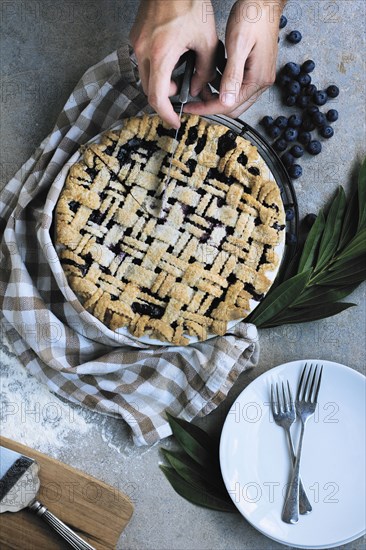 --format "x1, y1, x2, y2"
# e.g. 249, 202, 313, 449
129, 0, 218, 128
